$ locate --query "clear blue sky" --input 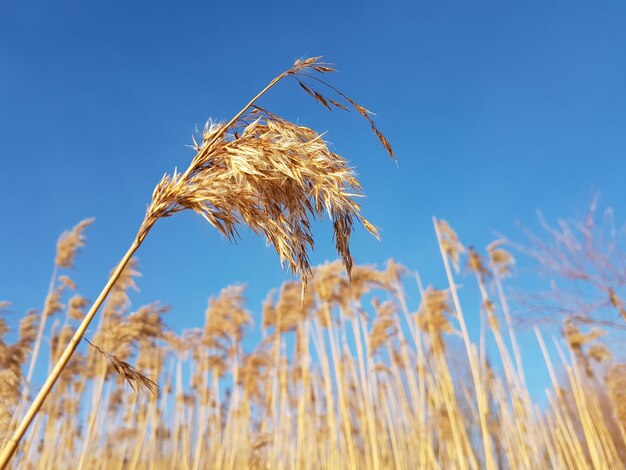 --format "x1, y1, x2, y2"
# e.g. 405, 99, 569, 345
2, 2, 626, 394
